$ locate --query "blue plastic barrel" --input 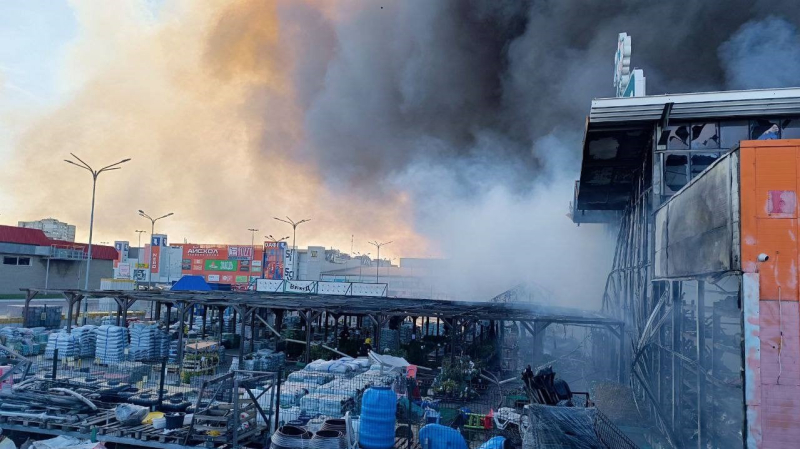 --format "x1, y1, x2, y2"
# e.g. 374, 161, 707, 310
359, 386, 396, 449
419, 424, 468, 449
